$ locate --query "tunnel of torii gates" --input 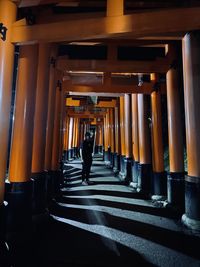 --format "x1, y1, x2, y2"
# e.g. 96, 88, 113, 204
0, 0, 200, 242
